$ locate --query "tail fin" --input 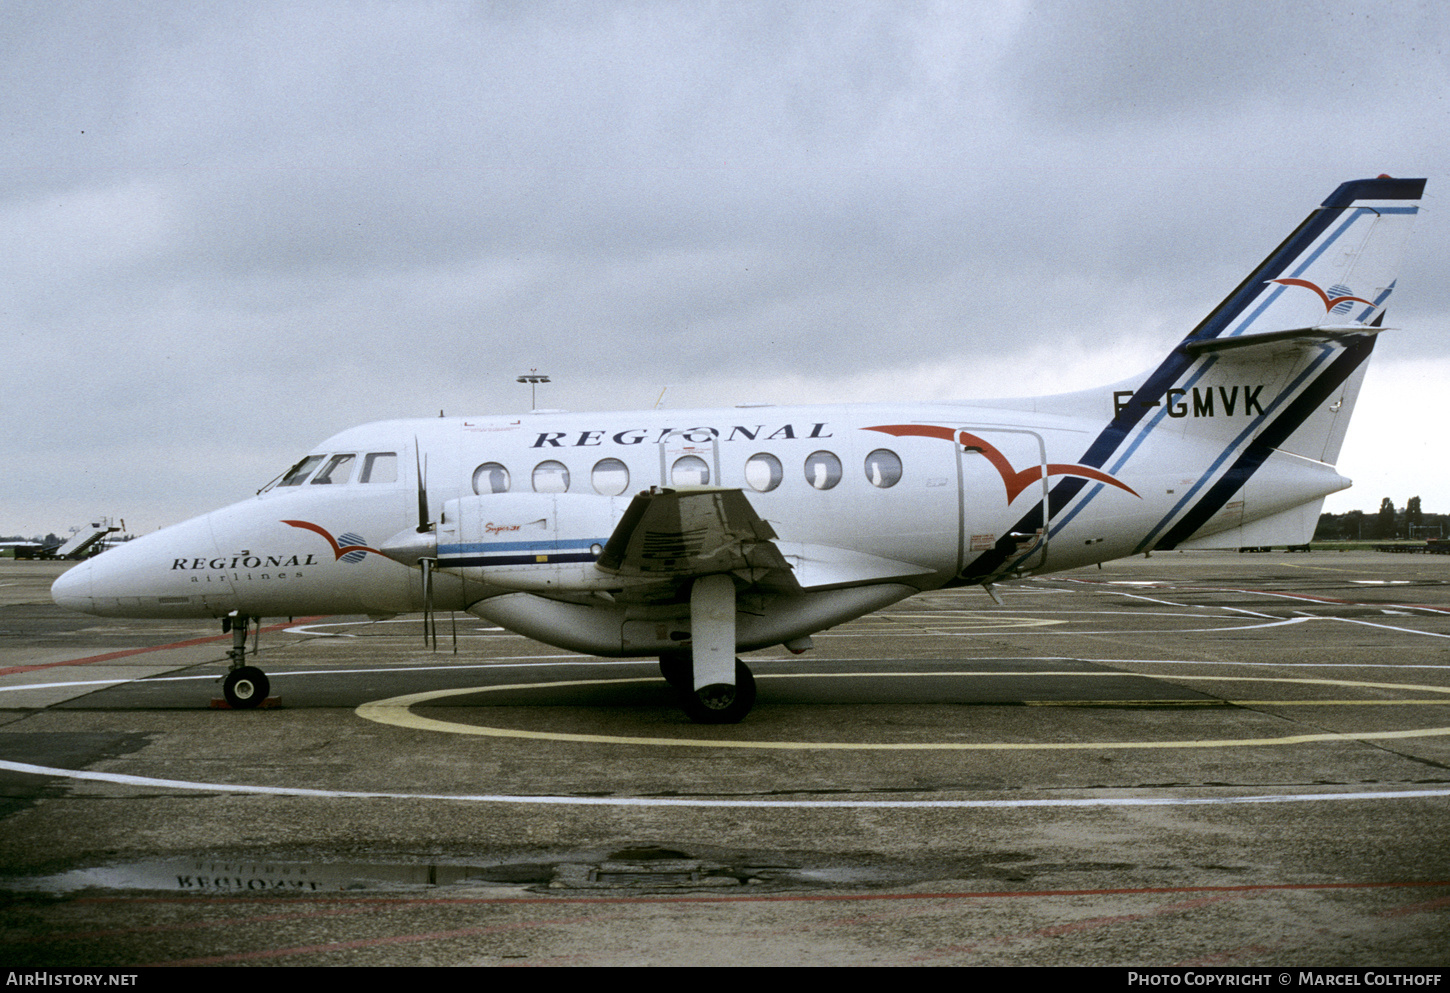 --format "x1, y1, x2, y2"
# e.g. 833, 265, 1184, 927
1187, 176, 1424, 348
1078, 177, 1425, 550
